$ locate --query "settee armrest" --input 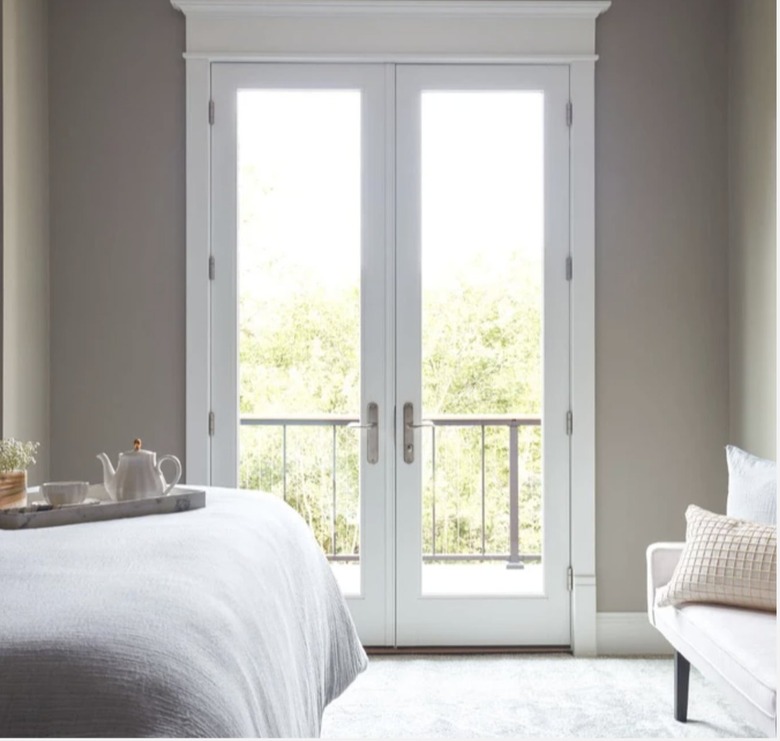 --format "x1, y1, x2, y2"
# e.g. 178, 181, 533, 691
646, 542, 684, 626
